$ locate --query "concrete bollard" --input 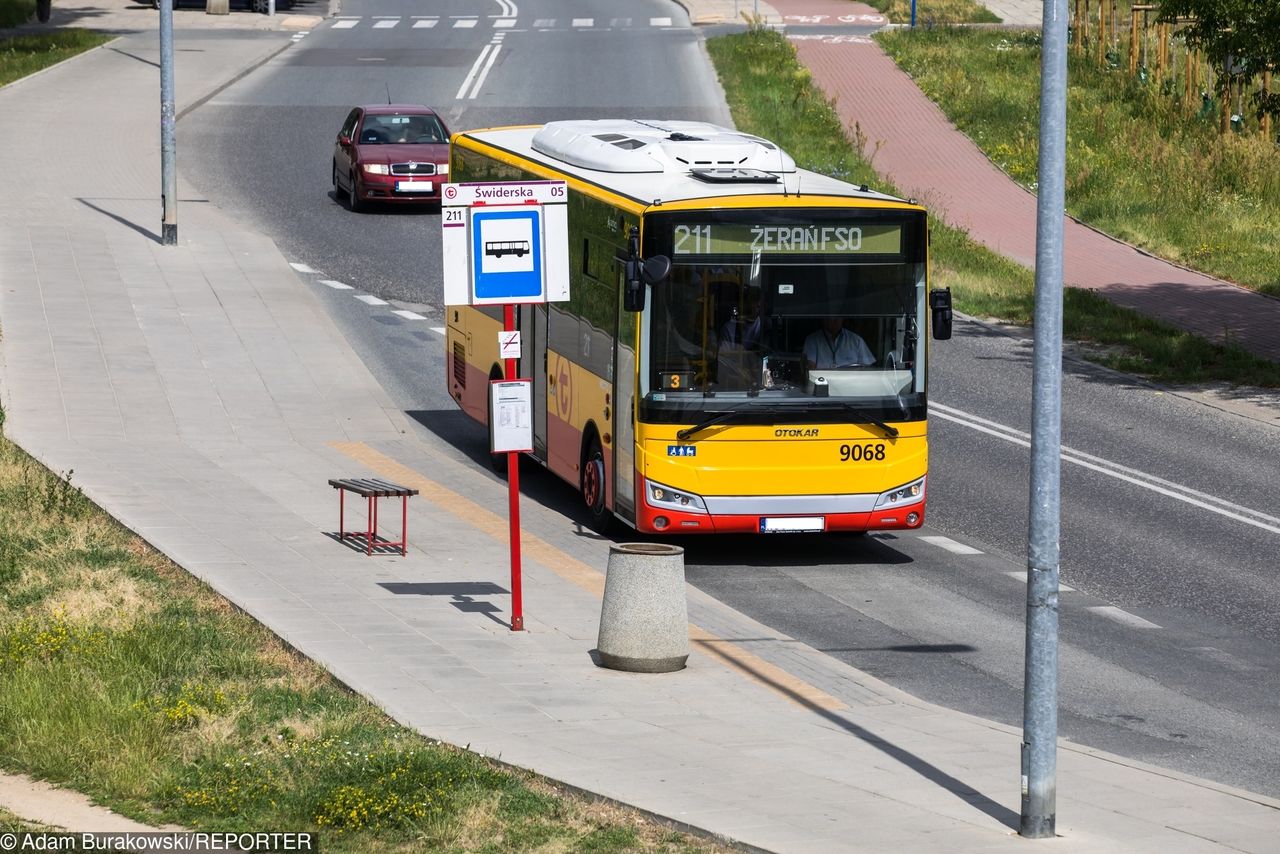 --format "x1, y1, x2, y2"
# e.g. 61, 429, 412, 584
597, 543, 689, 673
